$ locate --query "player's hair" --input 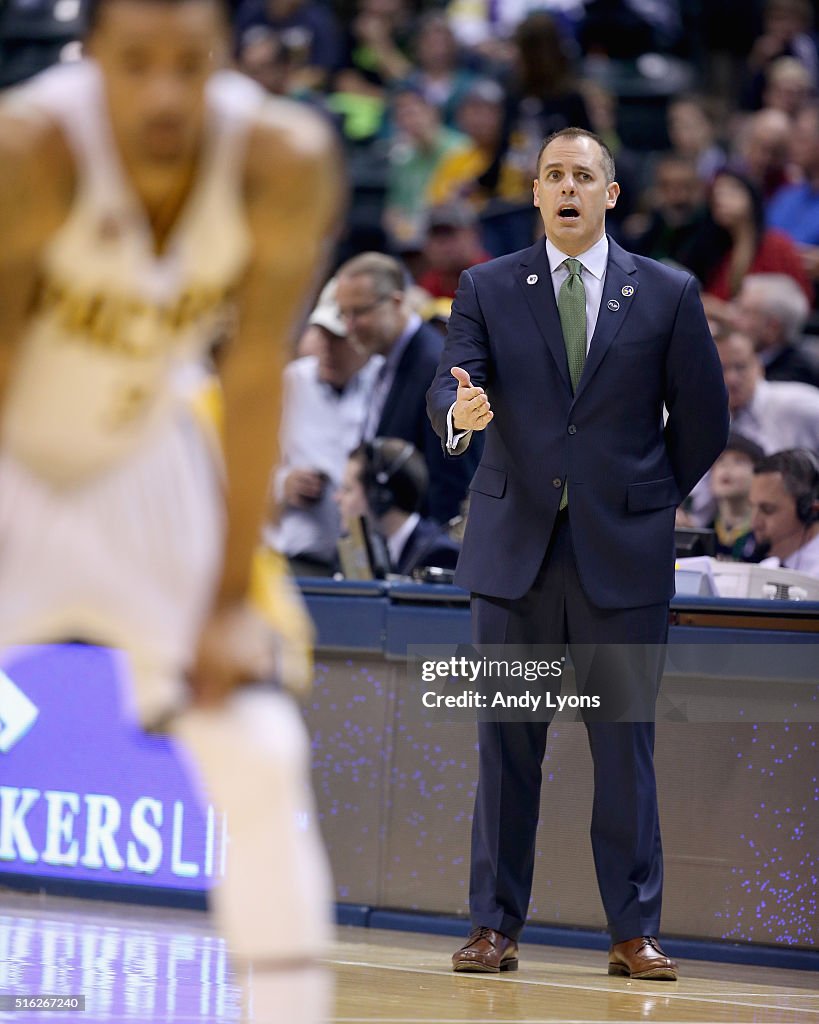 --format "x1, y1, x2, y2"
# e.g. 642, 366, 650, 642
85, 0, 230, 32
536, 128, 616, 182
